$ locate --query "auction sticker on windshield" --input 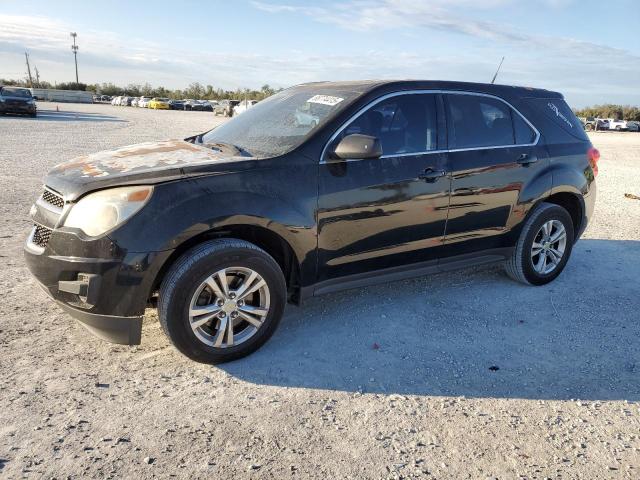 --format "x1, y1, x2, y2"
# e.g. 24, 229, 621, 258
307, 95, 344, 106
